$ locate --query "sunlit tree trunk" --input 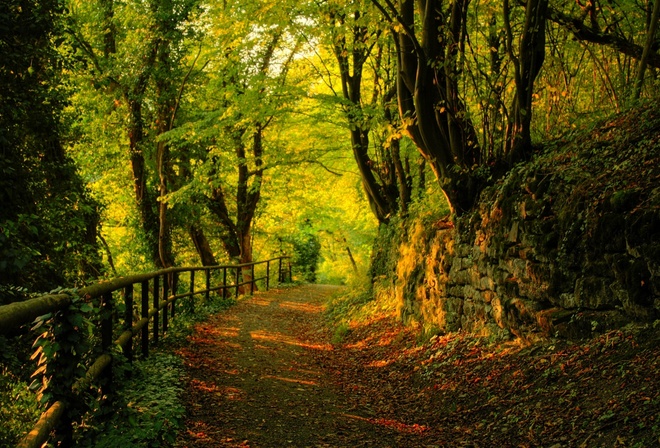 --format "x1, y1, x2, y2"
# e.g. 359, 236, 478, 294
343, 236, 359, 274
97, 0, 165, 267
154, 6, 177, 269
101, 0, 116, 57
207, 180, 241, 260
206, 125, 264, 290
236, 126, 265, 287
